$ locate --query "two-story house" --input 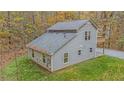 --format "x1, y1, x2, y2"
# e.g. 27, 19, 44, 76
26, 20, 97, 72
